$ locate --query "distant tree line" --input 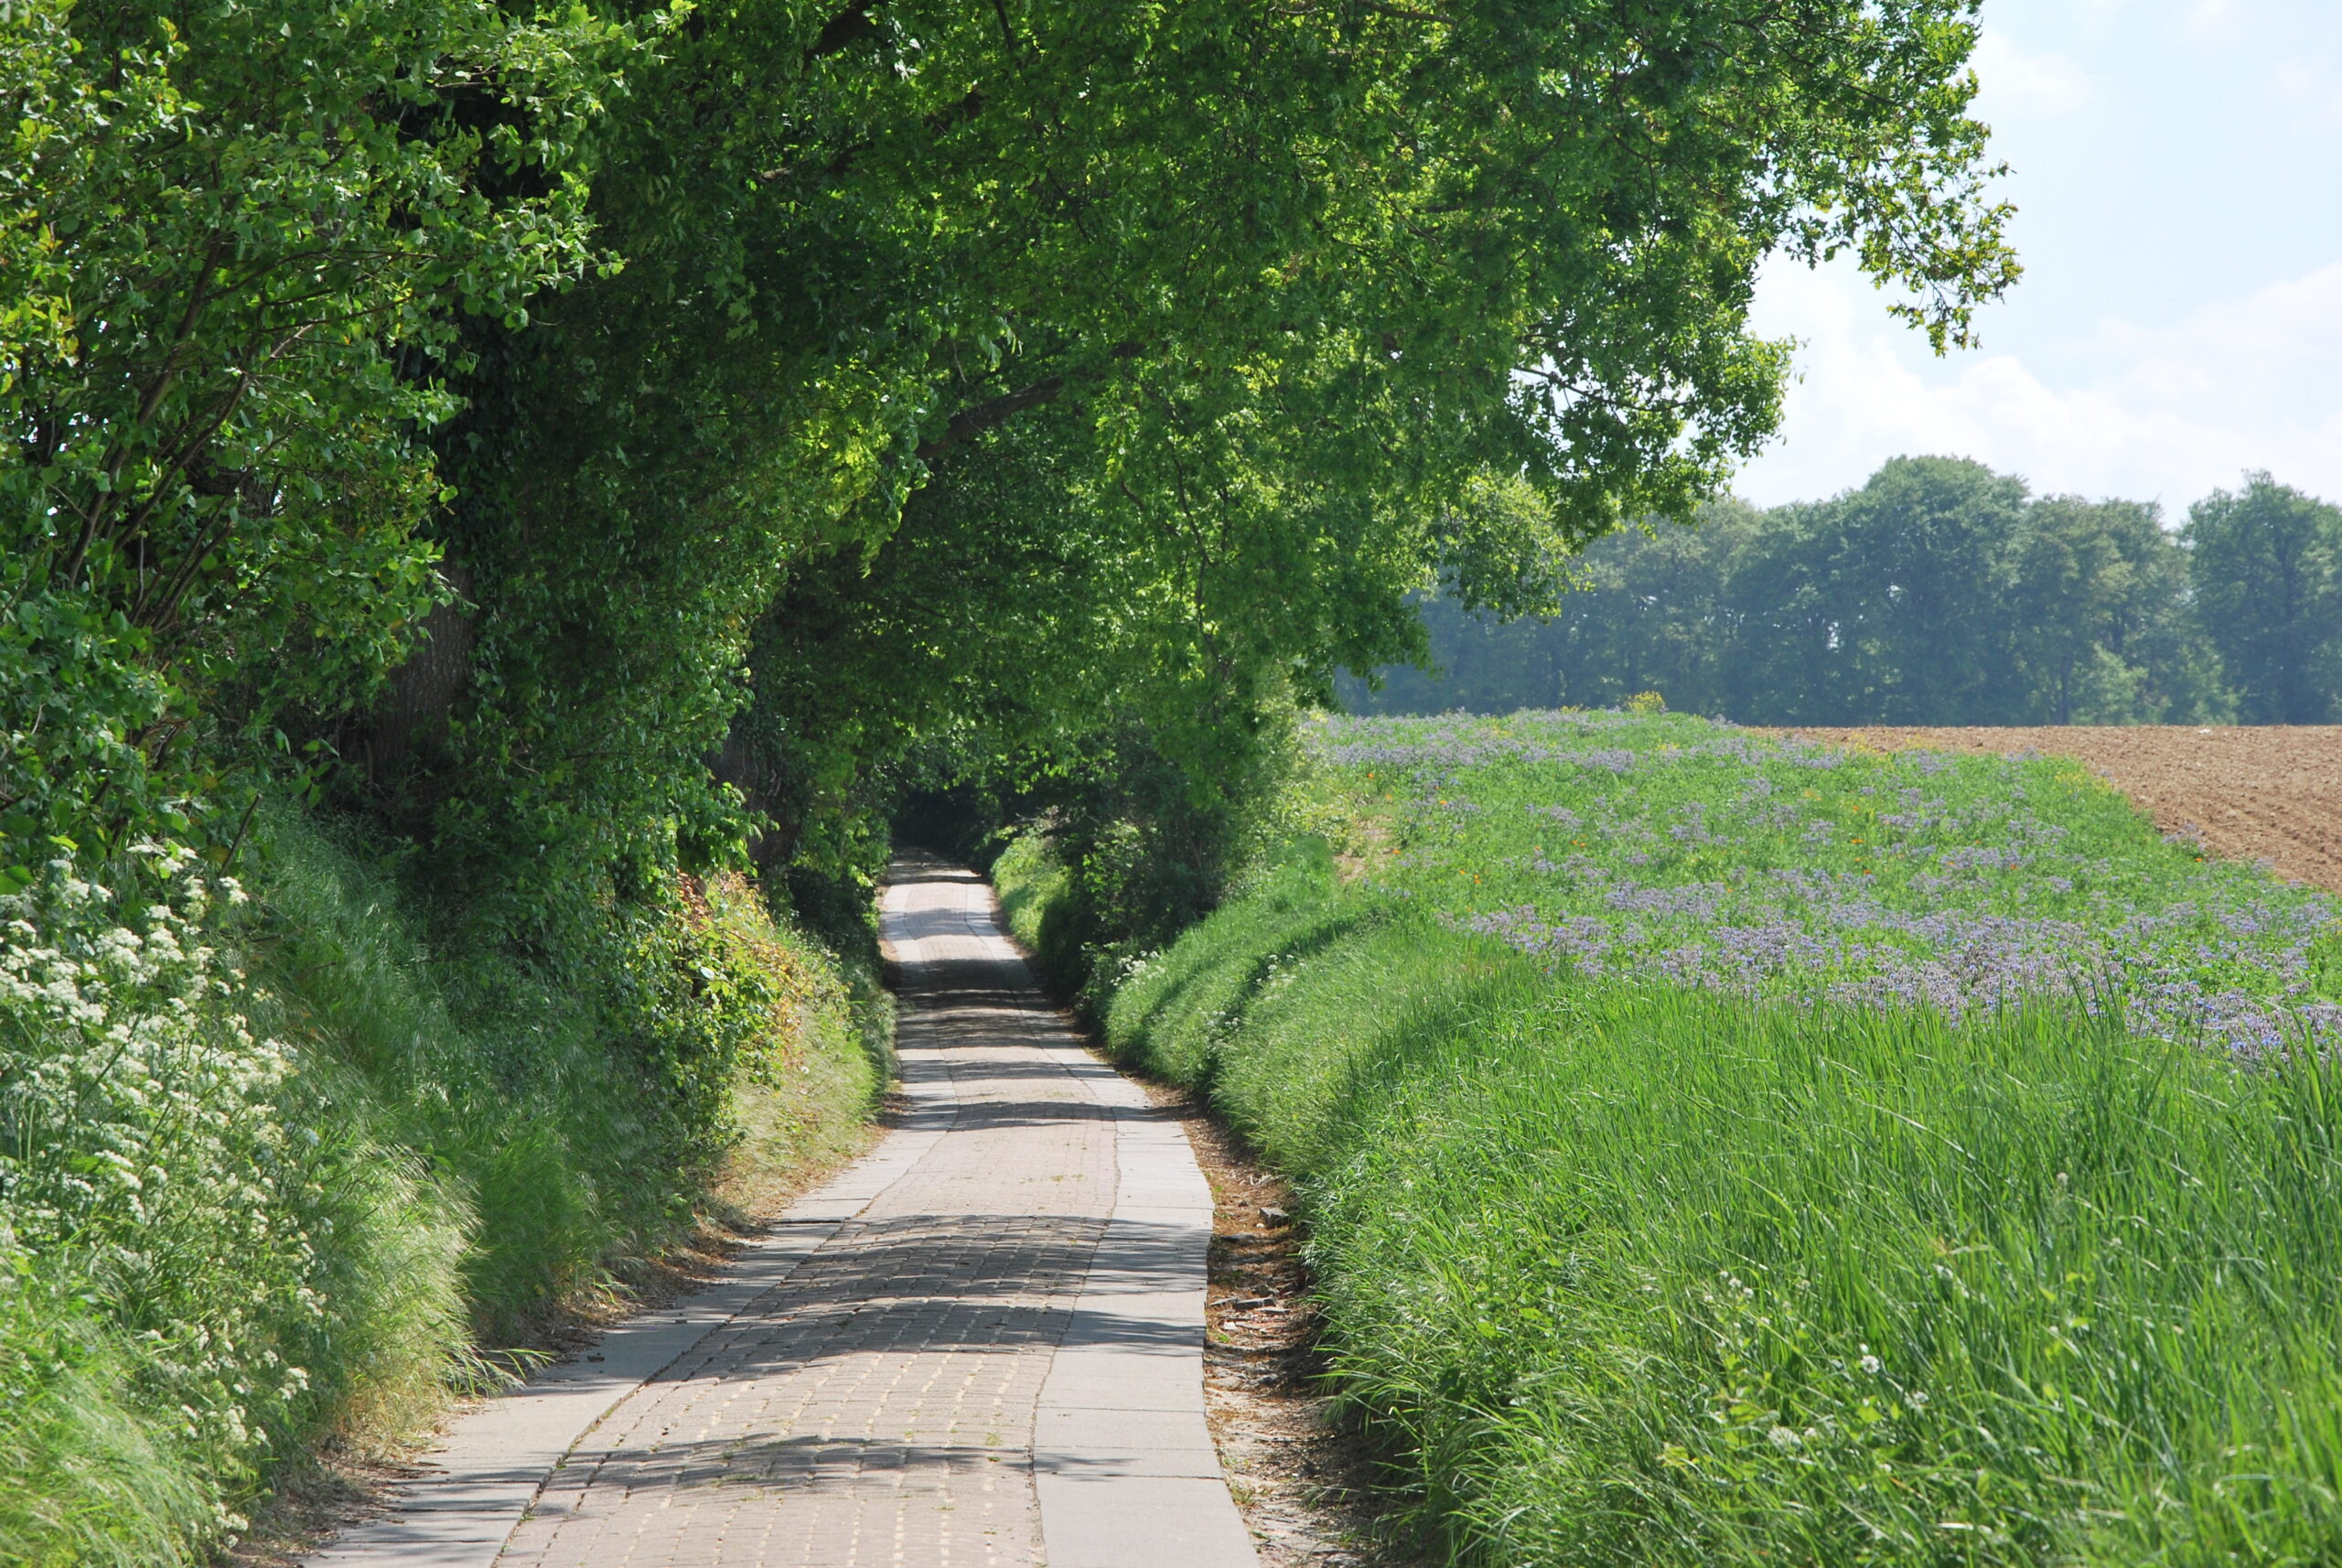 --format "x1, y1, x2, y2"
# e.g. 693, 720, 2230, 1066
1345, 457, 2342, 725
